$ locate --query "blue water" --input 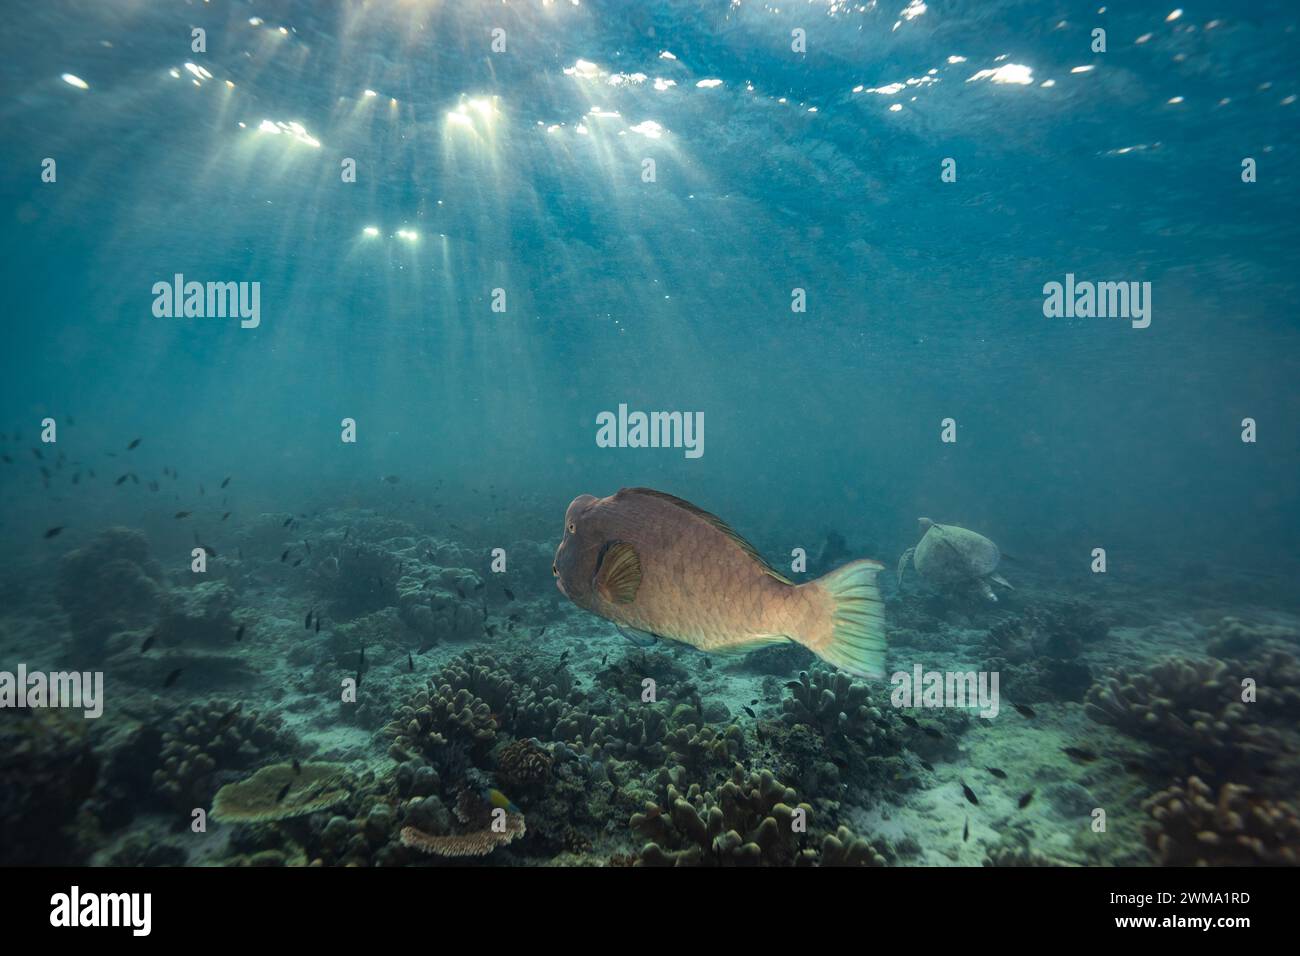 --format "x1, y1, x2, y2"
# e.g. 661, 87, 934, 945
1, 1, 1298, 867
